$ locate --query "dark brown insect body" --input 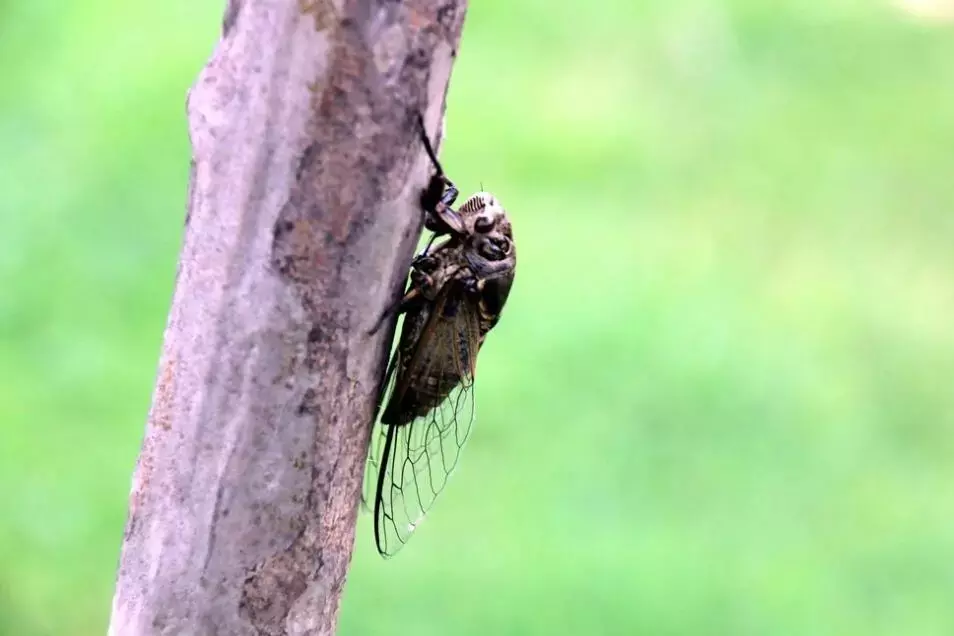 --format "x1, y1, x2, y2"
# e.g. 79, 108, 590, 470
381, 197, 515, 426
364, 121, 516, 557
